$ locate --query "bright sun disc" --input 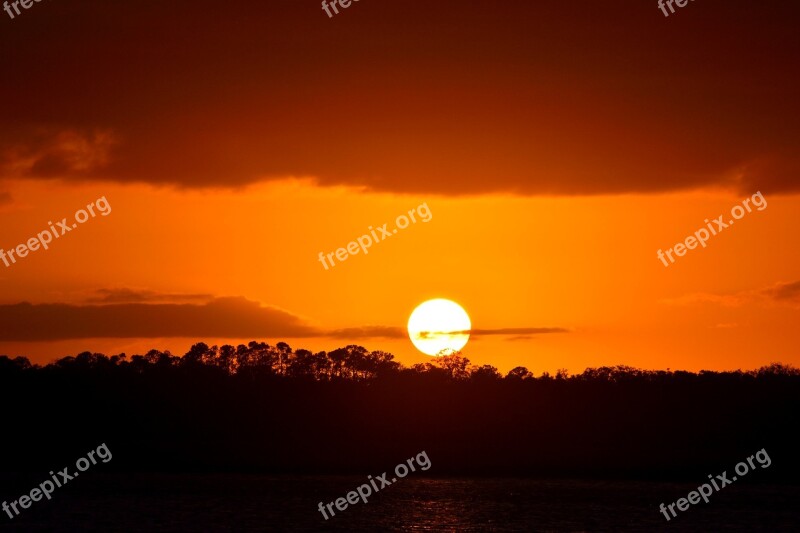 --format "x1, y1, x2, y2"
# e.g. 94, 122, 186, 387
407, 299, 471, 356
